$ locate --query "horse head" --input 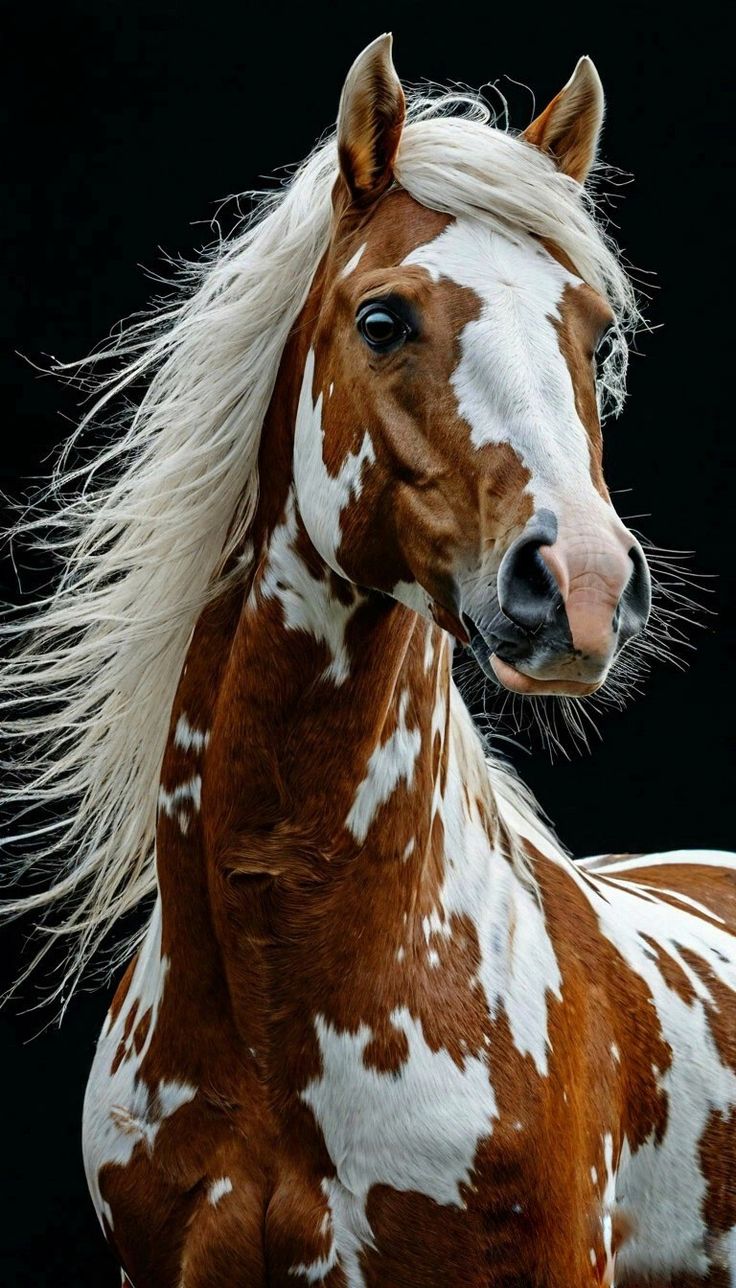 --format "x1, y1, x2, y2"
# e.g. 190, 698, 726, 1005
294, 35, 651, 698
